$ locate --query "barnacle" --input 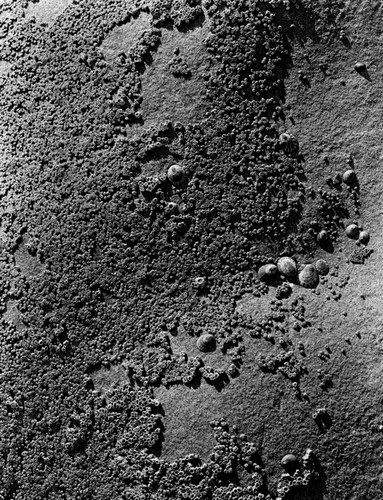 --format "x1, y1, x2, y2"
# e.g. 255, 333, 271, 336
279, 132, 299, 155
